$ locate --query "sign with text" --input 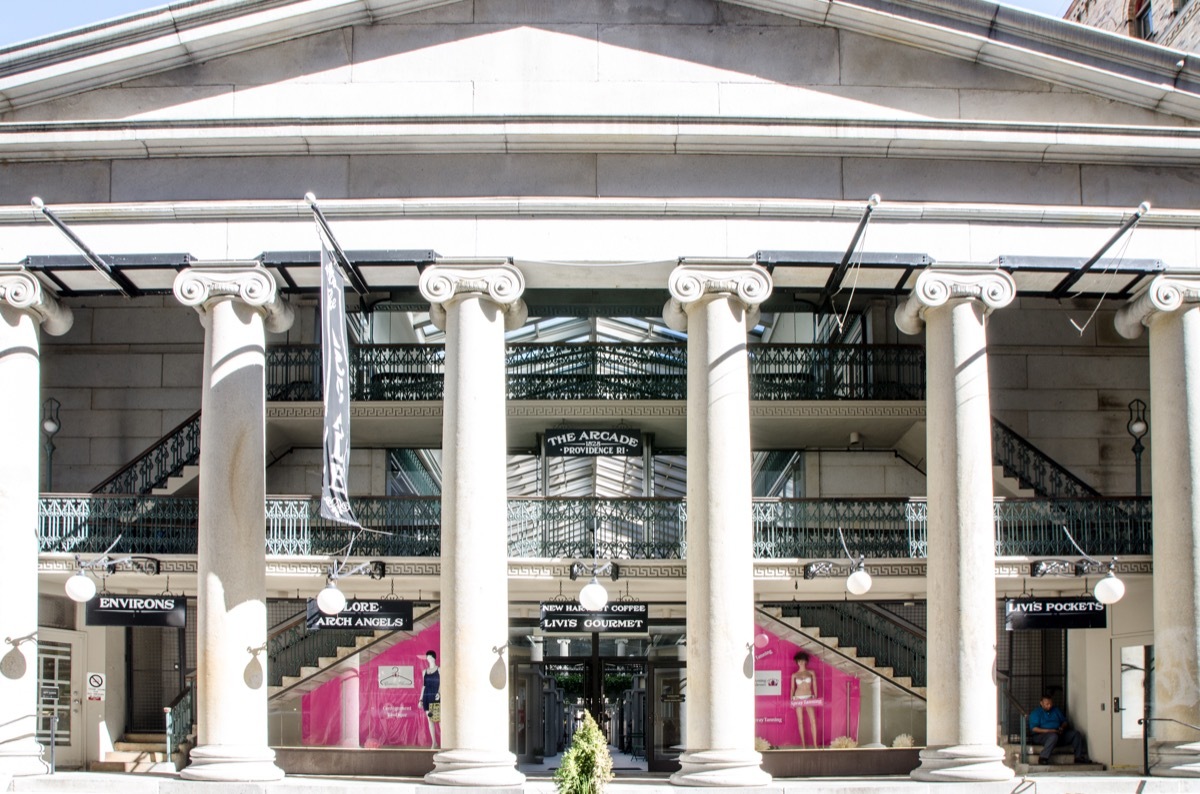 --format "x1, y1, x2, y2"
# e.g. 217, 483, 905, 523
1005, 596, 1107, 630
85, 595, 187, 628
87, 673, 106, 702
305, 599, 414, 631
539, 601, 649, 633
545, 428, 643, 457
